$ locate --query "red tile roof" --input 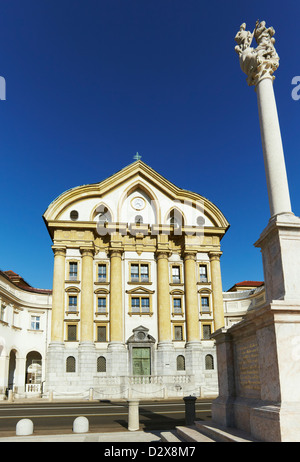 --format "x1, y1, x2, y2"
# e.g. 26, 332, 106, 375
1, 270, 52, 294
235, 281, 264, 287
